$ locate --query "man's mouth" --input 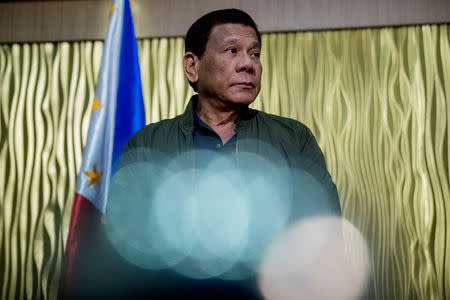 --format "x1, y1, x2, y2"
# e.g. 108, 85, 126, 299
232, 82, 254, 88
